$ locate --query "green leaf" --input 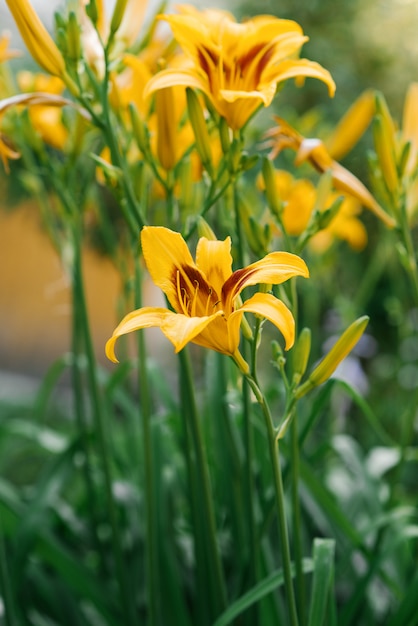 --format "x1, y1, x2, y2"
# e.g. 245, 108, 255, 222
308, 538, 335, 626
212, 559, 313, 626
